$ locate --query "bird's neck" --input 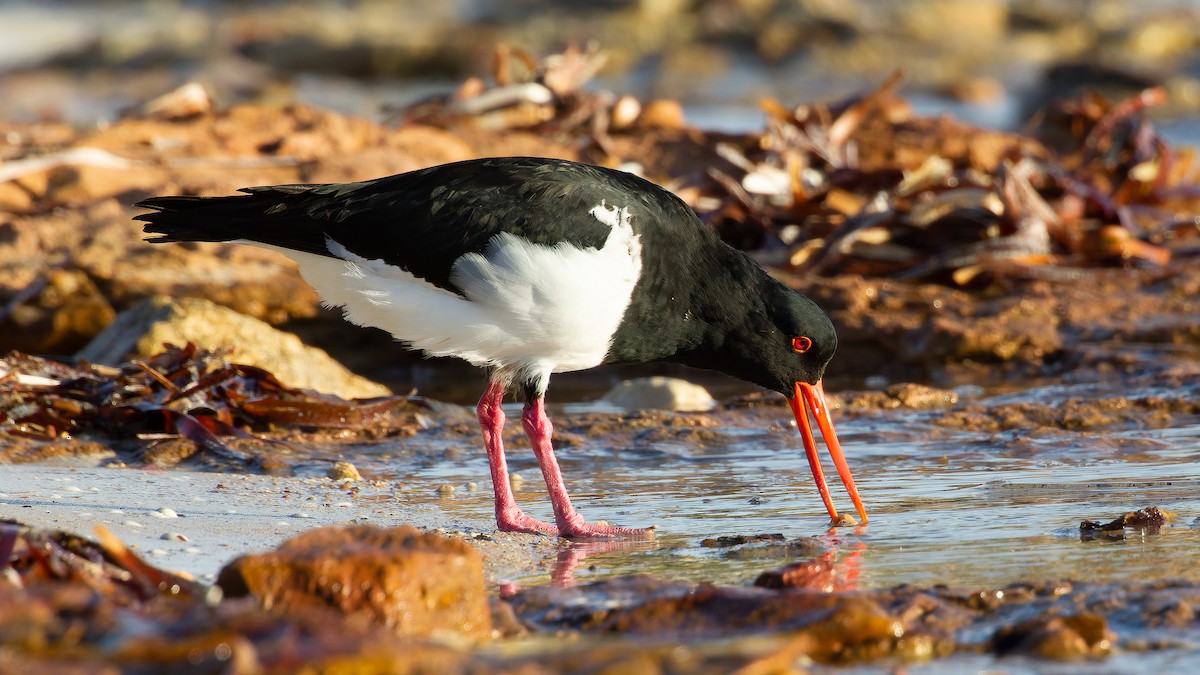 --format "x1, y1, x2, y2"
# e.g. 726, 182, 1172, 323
605, 241, 775, 370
